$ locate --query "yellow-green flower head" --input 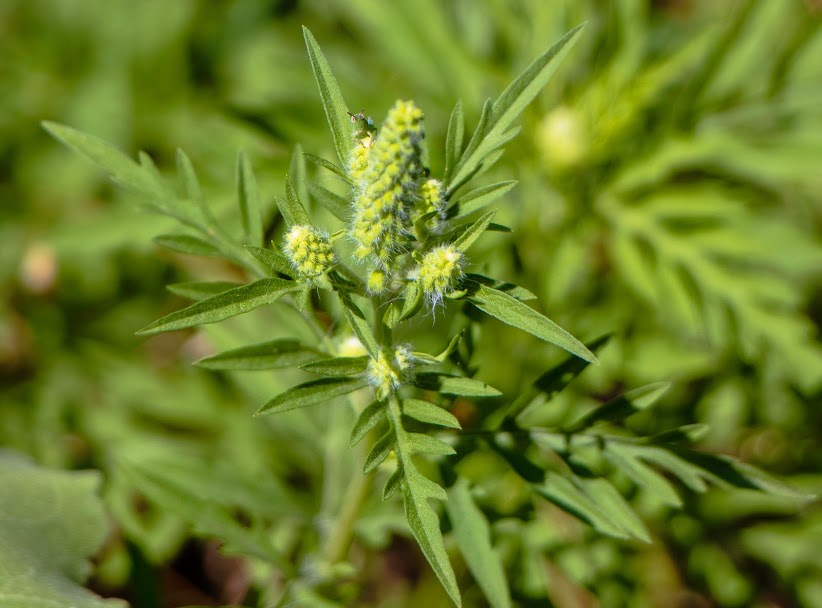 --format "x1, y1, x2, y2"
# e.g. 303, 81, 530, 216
283, 225, 334, 278
349, 100, 425, 267
417, 245, 464, 307
367, 351, 402, 400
